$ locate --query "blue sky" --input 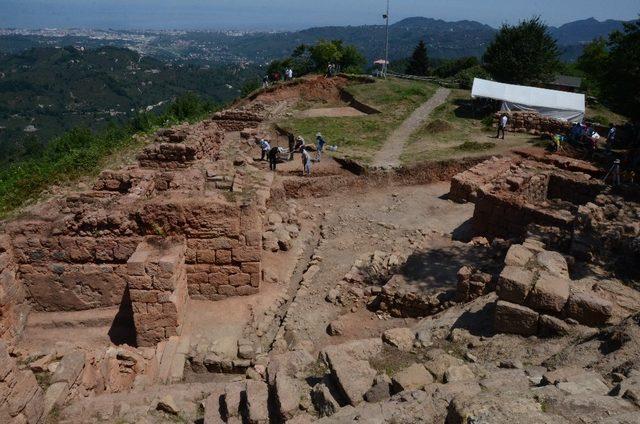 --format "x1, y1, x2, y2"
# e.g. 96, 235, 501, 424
1, 0, 638, 30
